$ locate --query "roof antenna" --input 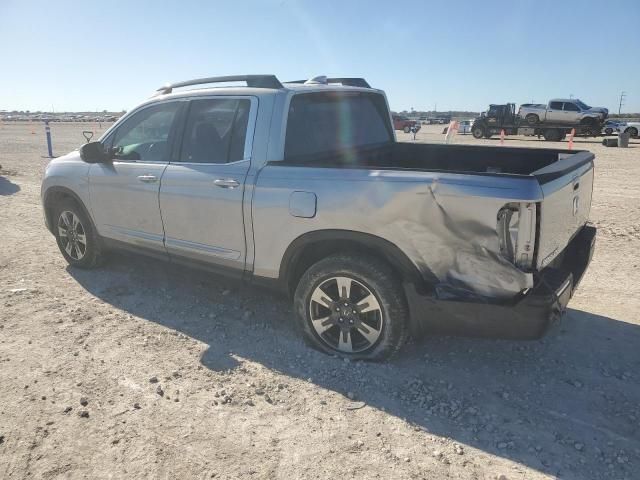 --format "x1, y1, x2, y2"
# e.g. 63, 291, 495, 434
304, 76, 328, 85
